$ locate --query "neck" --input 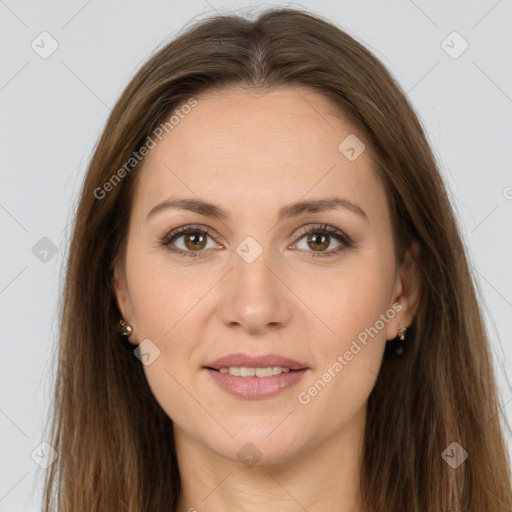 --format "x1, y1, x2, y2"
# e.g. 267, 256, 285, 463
174, 405, 366, 512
